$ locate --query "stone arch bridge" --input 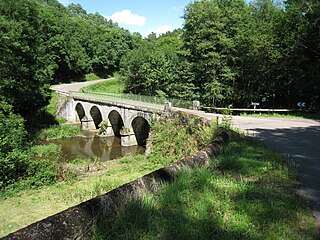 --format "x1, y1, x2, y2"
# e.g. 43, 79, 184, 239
56, 91, 164, 147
